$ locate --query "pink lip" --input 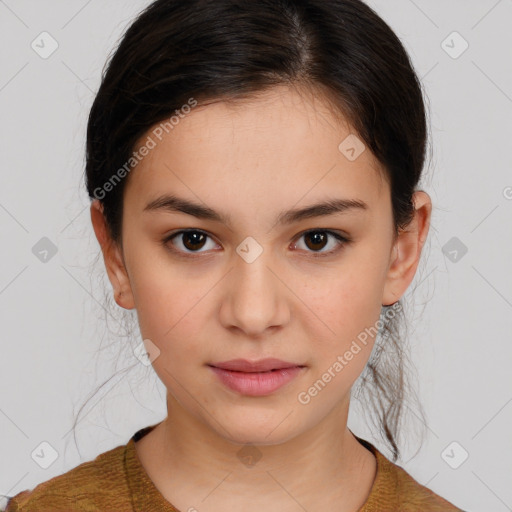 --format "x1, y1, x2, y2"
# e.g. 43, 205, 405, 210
208, 359, 306, 396
210, 358, 303, 372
